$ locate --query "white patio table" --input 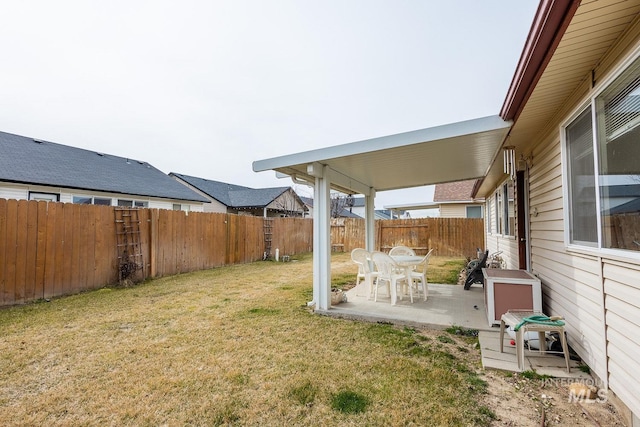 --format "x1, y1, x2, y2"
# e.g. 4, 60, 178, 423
391, 255, 425, 302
